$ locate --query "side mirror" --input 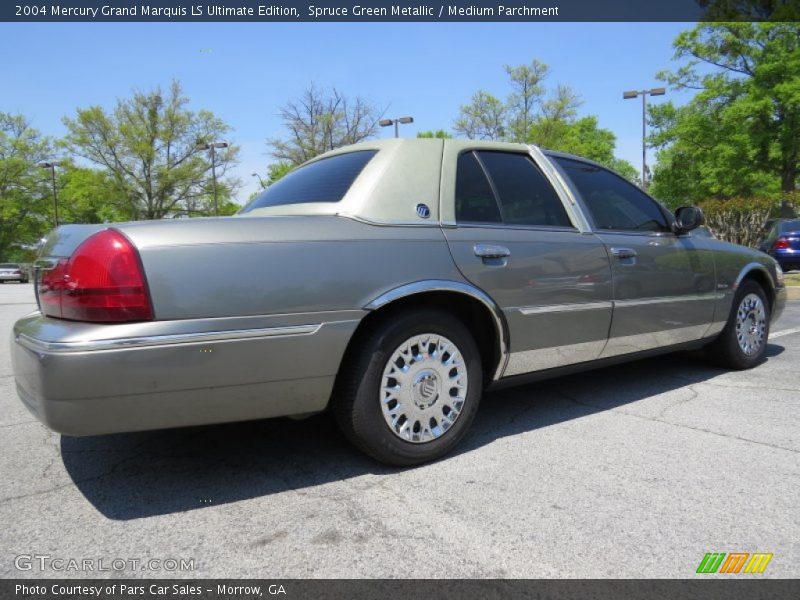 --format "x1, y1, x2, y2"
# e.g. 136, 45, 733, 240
673, 206, 704, 234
